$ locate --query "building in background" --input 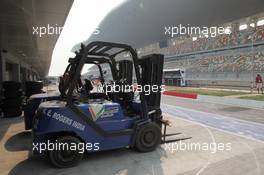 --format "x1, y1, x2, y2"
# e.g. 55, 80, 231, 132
0, 0, 73, 86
